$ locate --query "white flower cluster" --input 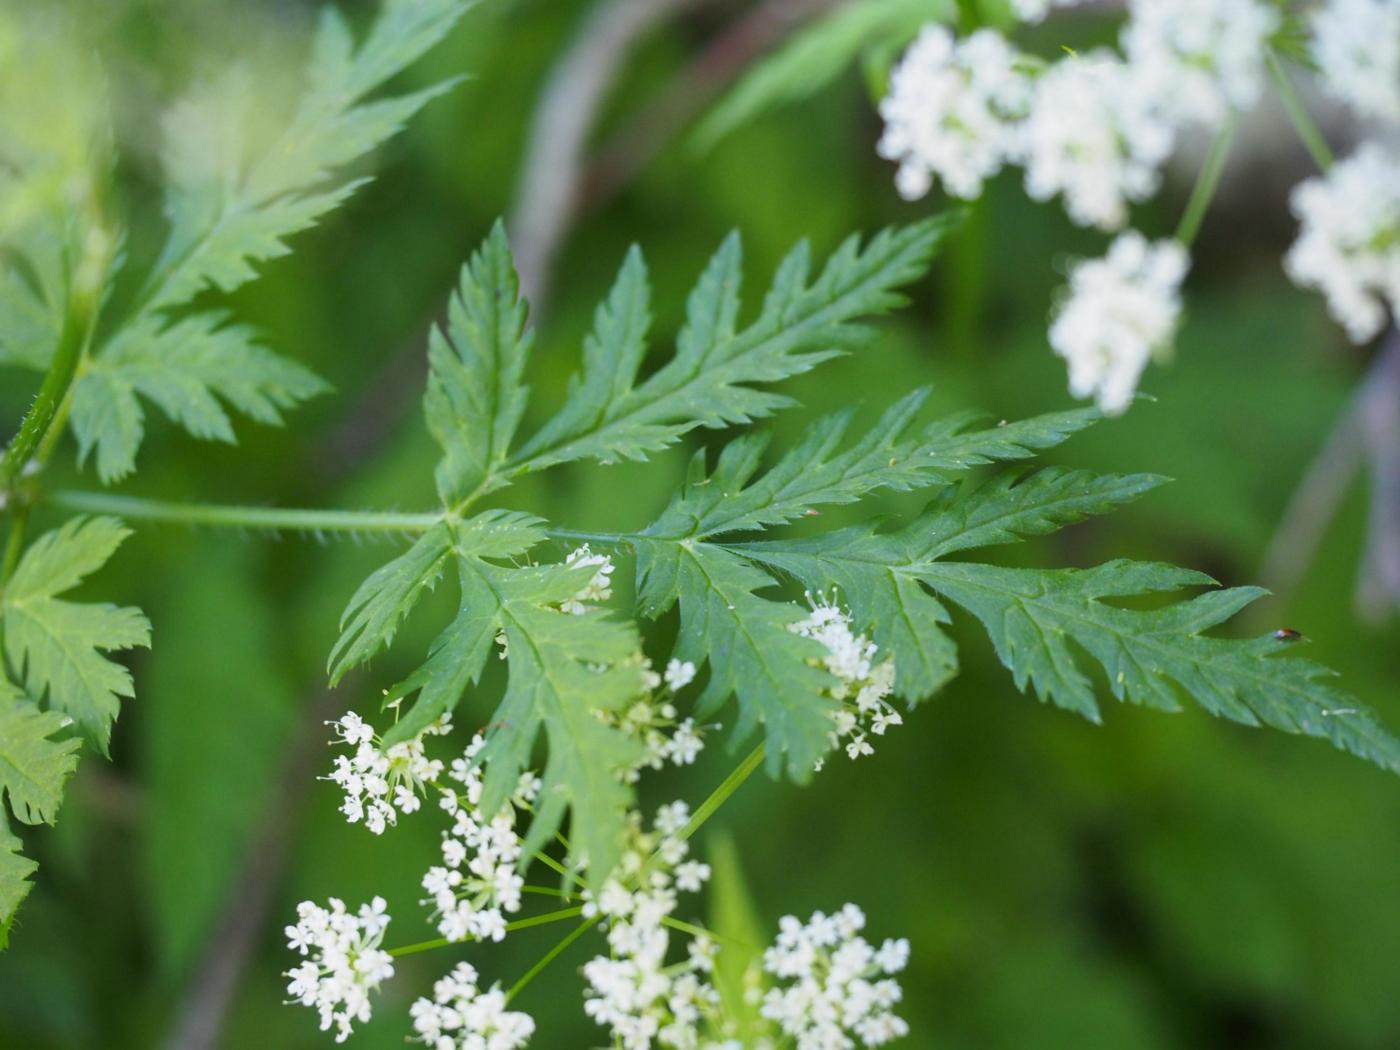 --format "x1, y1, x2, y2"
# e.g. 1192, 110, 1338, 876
878, 0, 1301, 409
760, 903, 910, 1048
1121, 0, 1278, 128
883, 0, 1274, 229
423, 734, 540, 944
1312, 0, 1400, 123
1051, 232, 1190, 414
790, 599, 900, 766
581, 802, 723, 1048
877, 25, 1032, 201
560, 543, 615, 614
410, 961, 535, 1050
1020, 50, 1172, 231
599, 656, 706, 782
325, 711, 450, 834
284, 896, 395, 1043
1285, 141, 1400, 344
